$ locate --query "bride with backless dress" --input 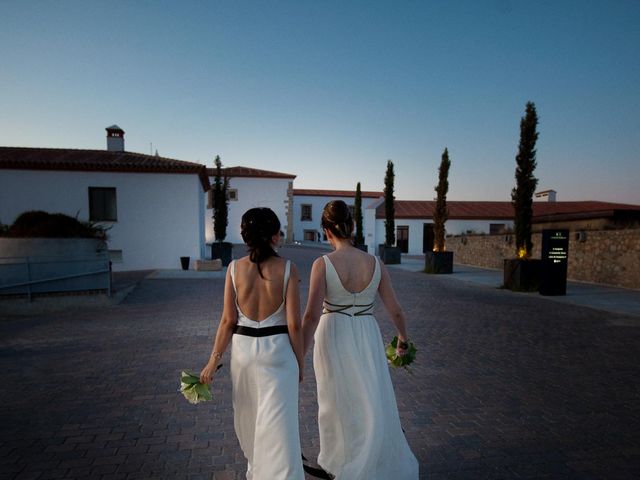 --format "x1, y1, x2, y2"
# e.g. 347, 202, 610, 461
200, 208, 305, 480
